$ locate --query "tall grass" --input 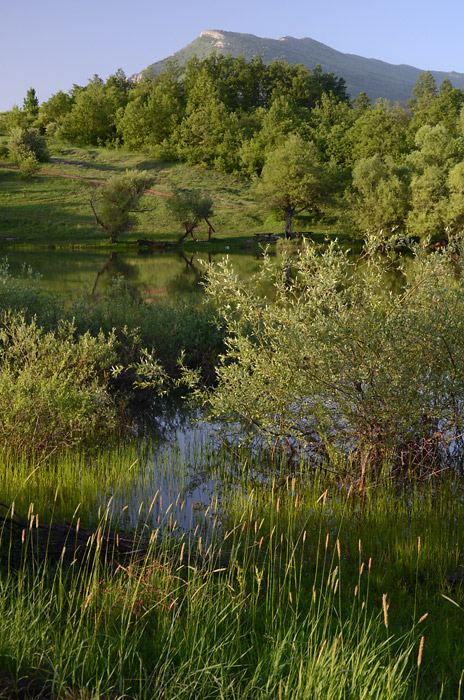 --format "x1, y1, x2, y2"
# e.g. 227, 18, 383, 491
0, 487, 419, 700
2, 444, 464, 697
